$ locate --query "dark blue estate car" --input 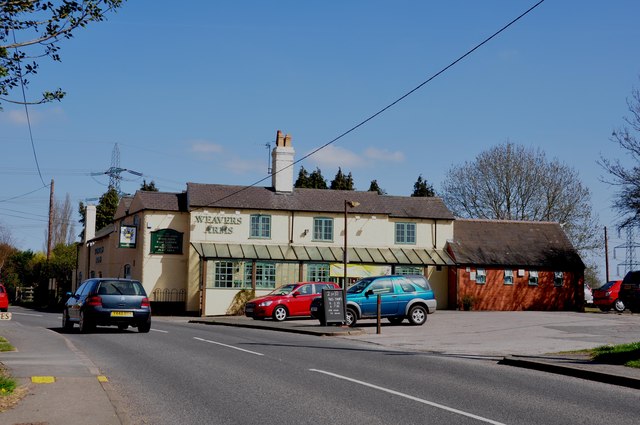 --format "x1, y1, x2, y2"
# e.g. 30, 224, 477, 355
311, 275, 437, 326
63, 278, 152, 333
